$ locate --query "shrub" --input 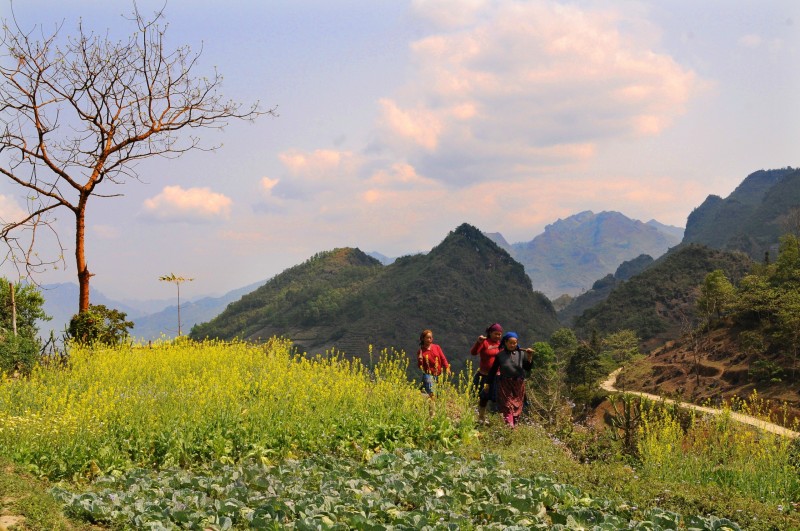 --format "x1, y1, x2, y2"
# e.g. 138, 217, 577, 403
0, 333, 39, 375
67, 304, 133, 346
